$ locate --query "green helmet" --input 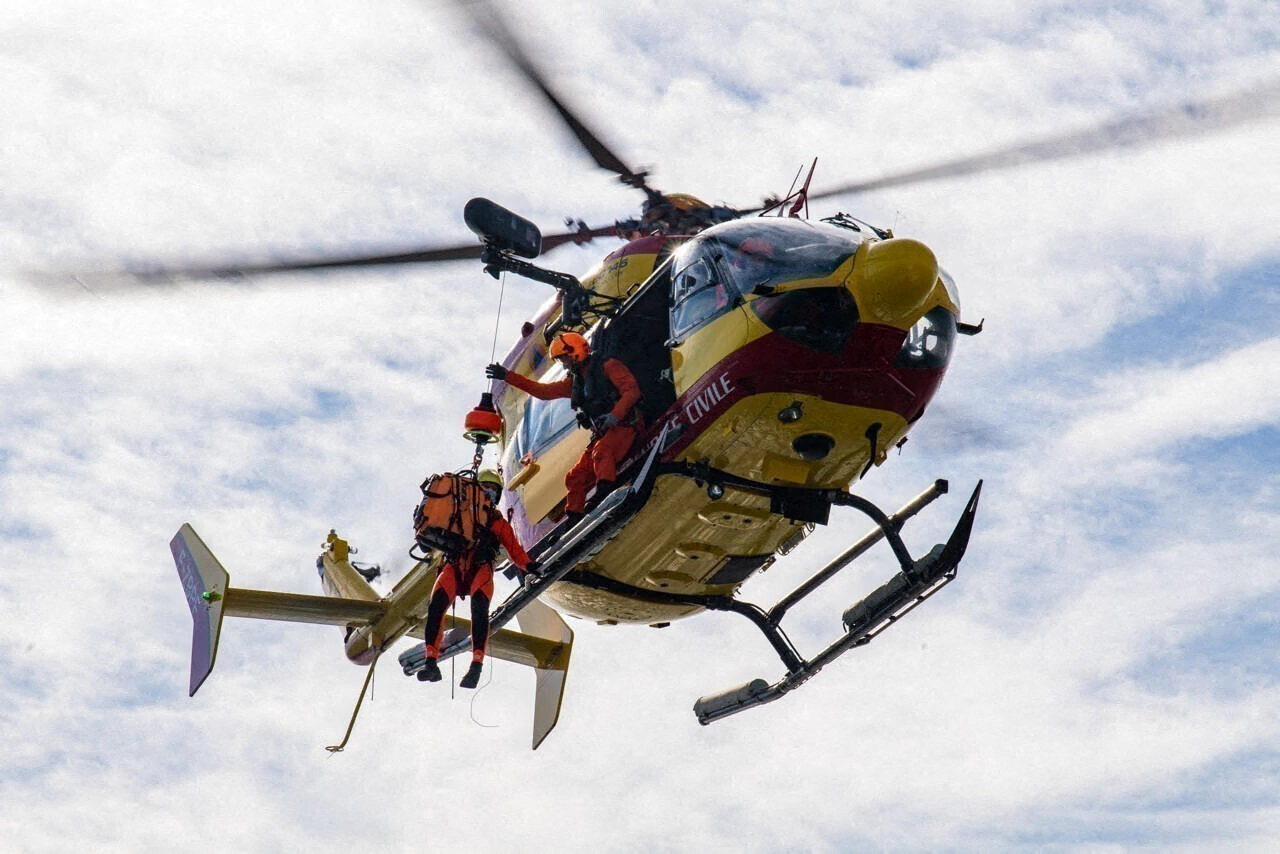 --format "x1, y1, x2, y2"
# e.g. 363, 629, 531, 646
477, 469, 503, 491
